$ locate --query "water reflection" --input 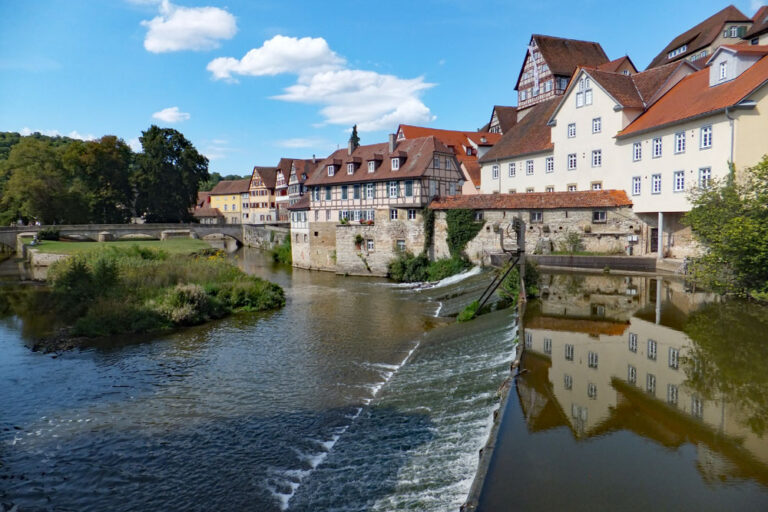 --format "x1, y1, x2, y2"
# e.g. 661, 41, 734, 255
484, 273, 768, 509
